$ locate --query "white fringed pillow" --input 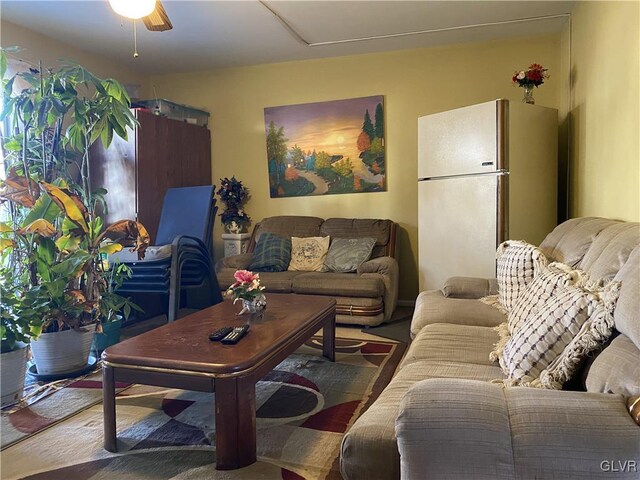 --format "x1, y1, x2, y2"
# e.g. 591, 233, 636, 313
496, 240, 548, 312
489, 262, 581, 362
498, 274, 620, 389
507, 262, 582, 334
